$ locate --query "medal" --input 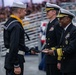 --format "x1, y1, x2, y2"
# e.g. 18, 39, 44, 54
65, 40, 68, 45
